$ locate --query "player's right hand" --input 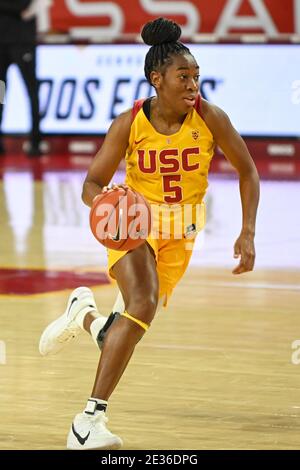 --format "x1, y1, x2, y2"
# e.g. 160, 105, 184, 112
102, 183, 130, 193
